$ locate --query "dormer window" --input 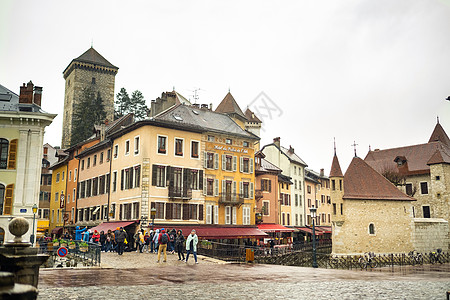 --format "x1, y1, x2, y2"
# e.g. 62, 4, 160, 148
394, 156, 407, 167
